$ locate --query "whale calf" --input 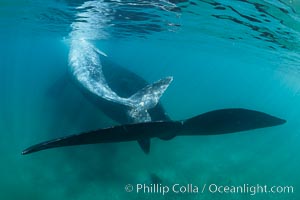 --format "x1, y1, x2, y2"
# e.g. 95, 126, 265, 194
22, 108, 286, 155
69, 52, 171, 125
63, 1, 176, 153
69, 39, 172, 123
